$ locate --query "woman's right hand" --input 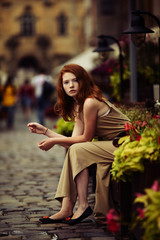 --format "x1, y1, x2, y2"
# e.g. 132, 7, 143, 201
27, 122, 47, 135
